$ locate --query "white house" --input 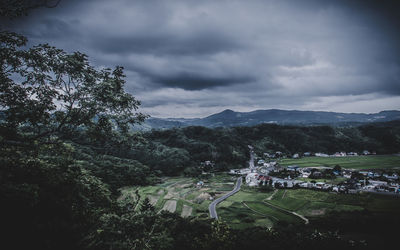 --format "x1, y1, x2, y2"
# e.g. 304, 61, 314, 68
246, 173, 259, 187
